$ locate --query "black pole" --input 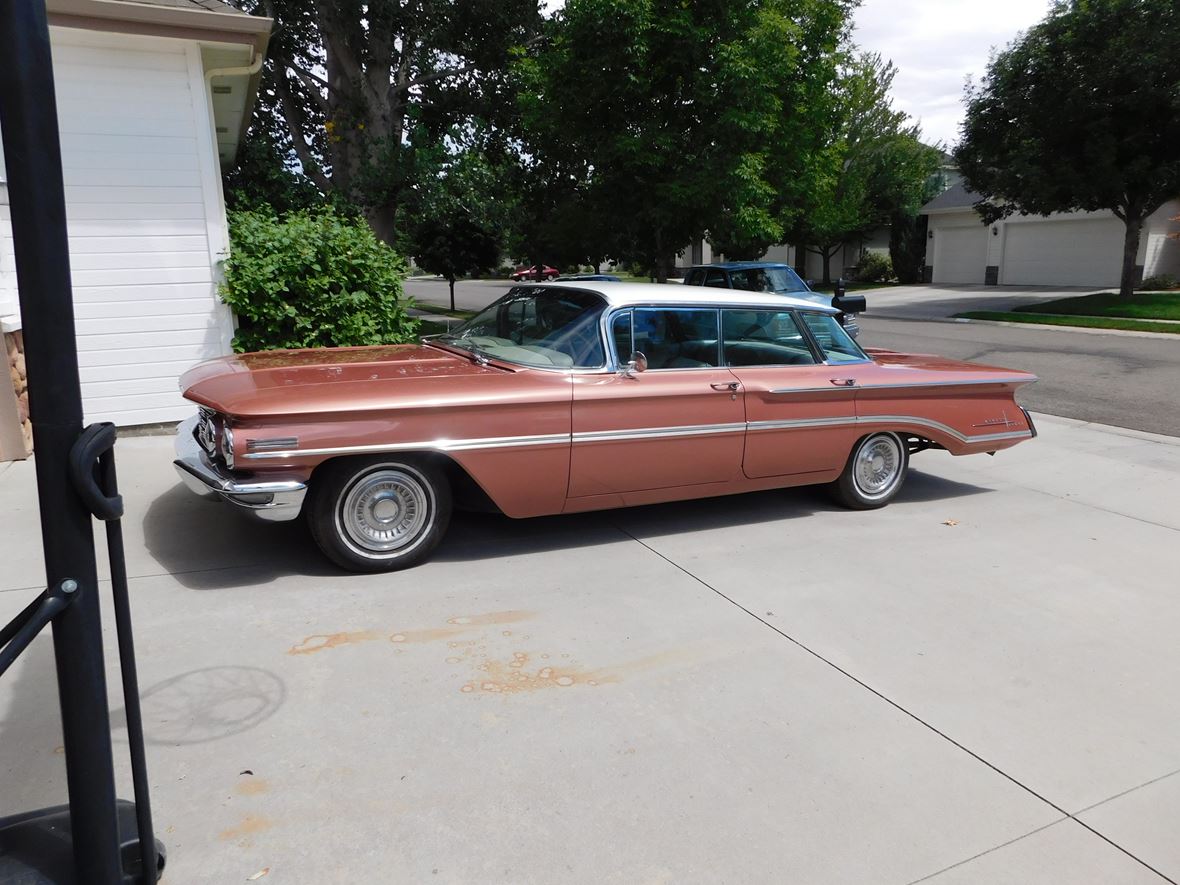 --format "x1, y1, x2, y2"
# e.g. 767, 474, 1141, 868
0, 2, 125, 882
